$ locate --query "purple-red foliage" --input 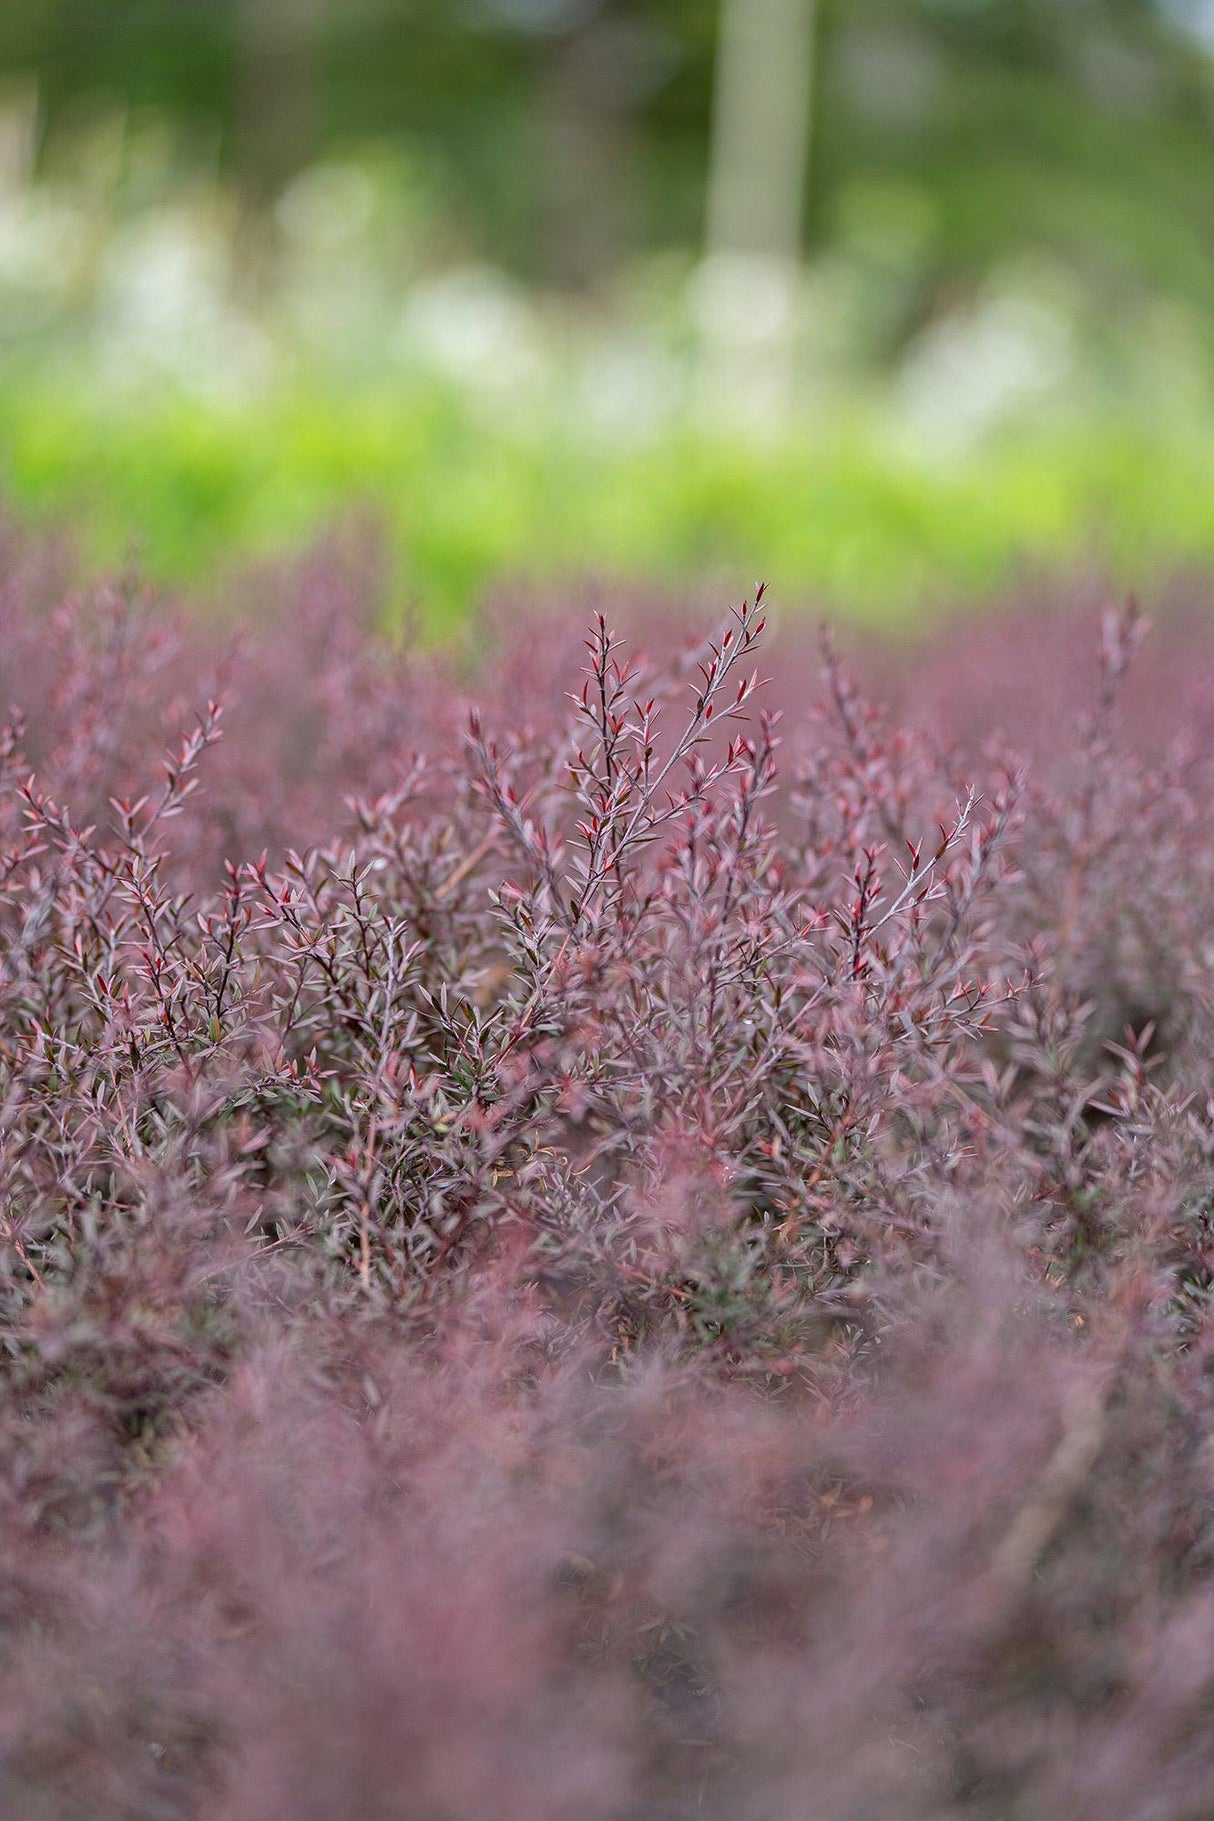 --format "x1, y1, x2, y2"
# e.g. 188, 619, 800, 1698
1, 541, 1213, 1819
